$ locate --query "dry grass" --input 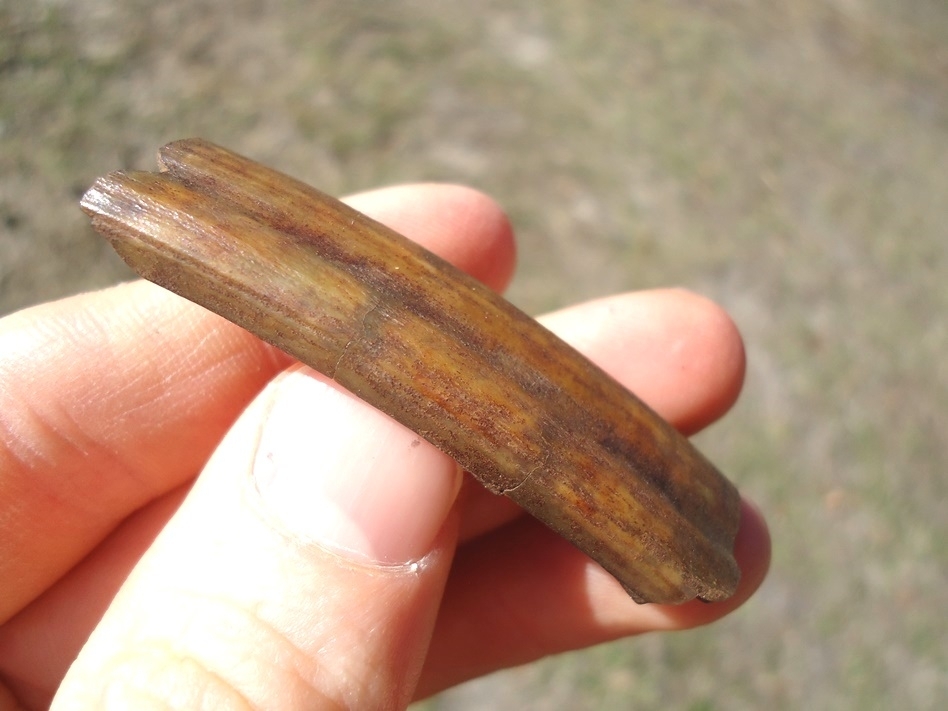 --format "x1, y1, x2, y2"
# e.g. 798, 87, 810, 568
2, 0, 947, 708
